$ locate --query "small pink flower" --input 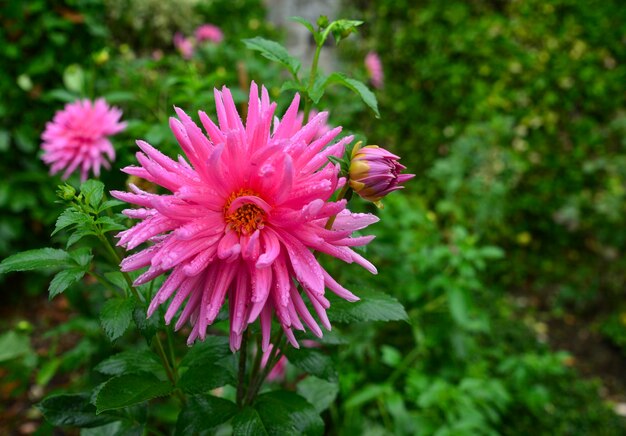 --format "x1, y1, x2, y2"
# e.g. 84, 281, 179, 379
195, 24, 223, 43
112, 82, 379, 351
173, 32, 194, 59
41, 99, 126, 181
261, 344, 288, 382
365, 51, 384, 89
349, 143, 414, 205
